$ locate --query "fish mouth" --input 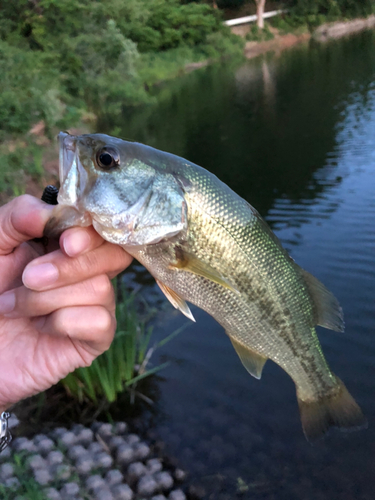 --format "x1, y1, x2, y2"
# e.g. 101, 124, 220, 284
59, 131, 76, 187
57, 132, 89, 206
43, 132, 91, 238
